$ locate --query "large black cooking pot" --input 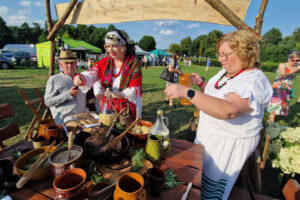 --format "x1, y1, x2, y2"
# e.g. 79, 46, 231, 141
74, 128, 129, 164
